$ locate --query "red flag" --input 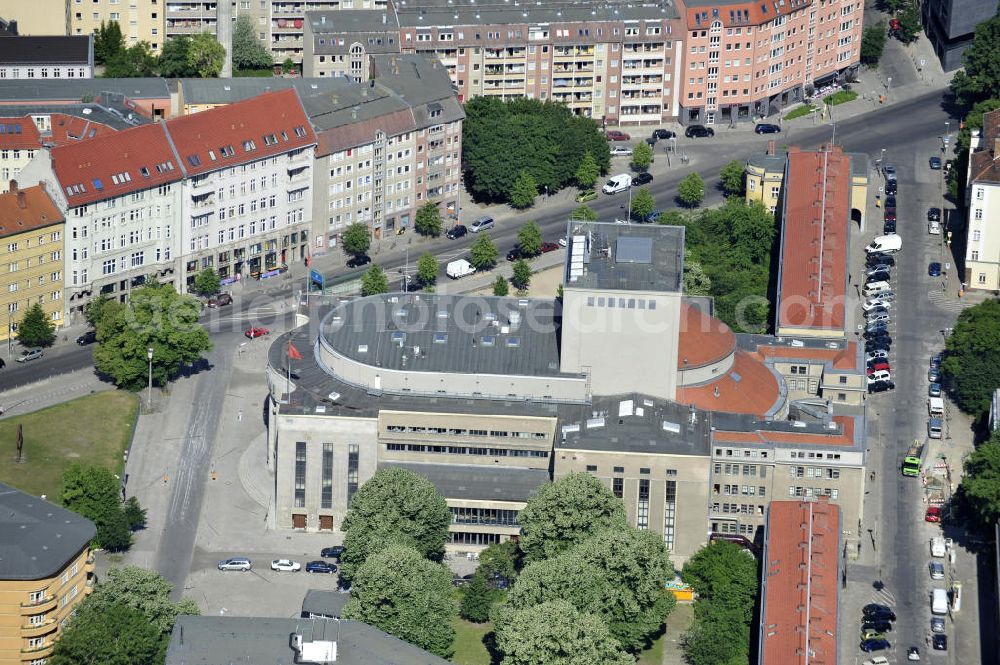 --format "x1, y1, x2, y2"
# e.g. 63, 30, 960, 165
288, 342, 303, 360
